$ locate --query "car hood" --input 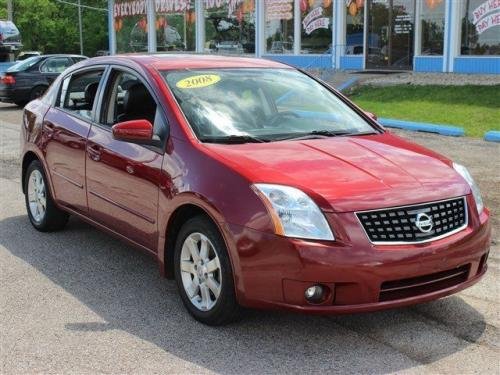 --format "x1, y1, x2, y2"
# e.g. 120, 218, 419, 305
203, 133, 469, 212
